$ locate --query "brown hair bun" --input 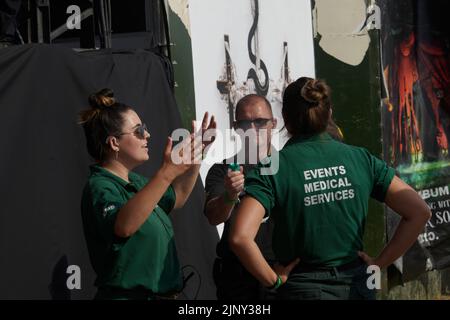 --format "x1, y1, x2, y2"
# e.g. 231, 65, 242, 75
88, 88, 116, 109
300, 79, 330, 104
